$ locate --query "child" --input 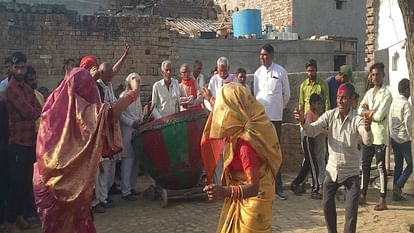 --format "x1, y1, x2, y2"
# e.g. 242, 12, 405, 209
236, 68, 247, 86
291, 93, 323, 199
236, 68, 252, 93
